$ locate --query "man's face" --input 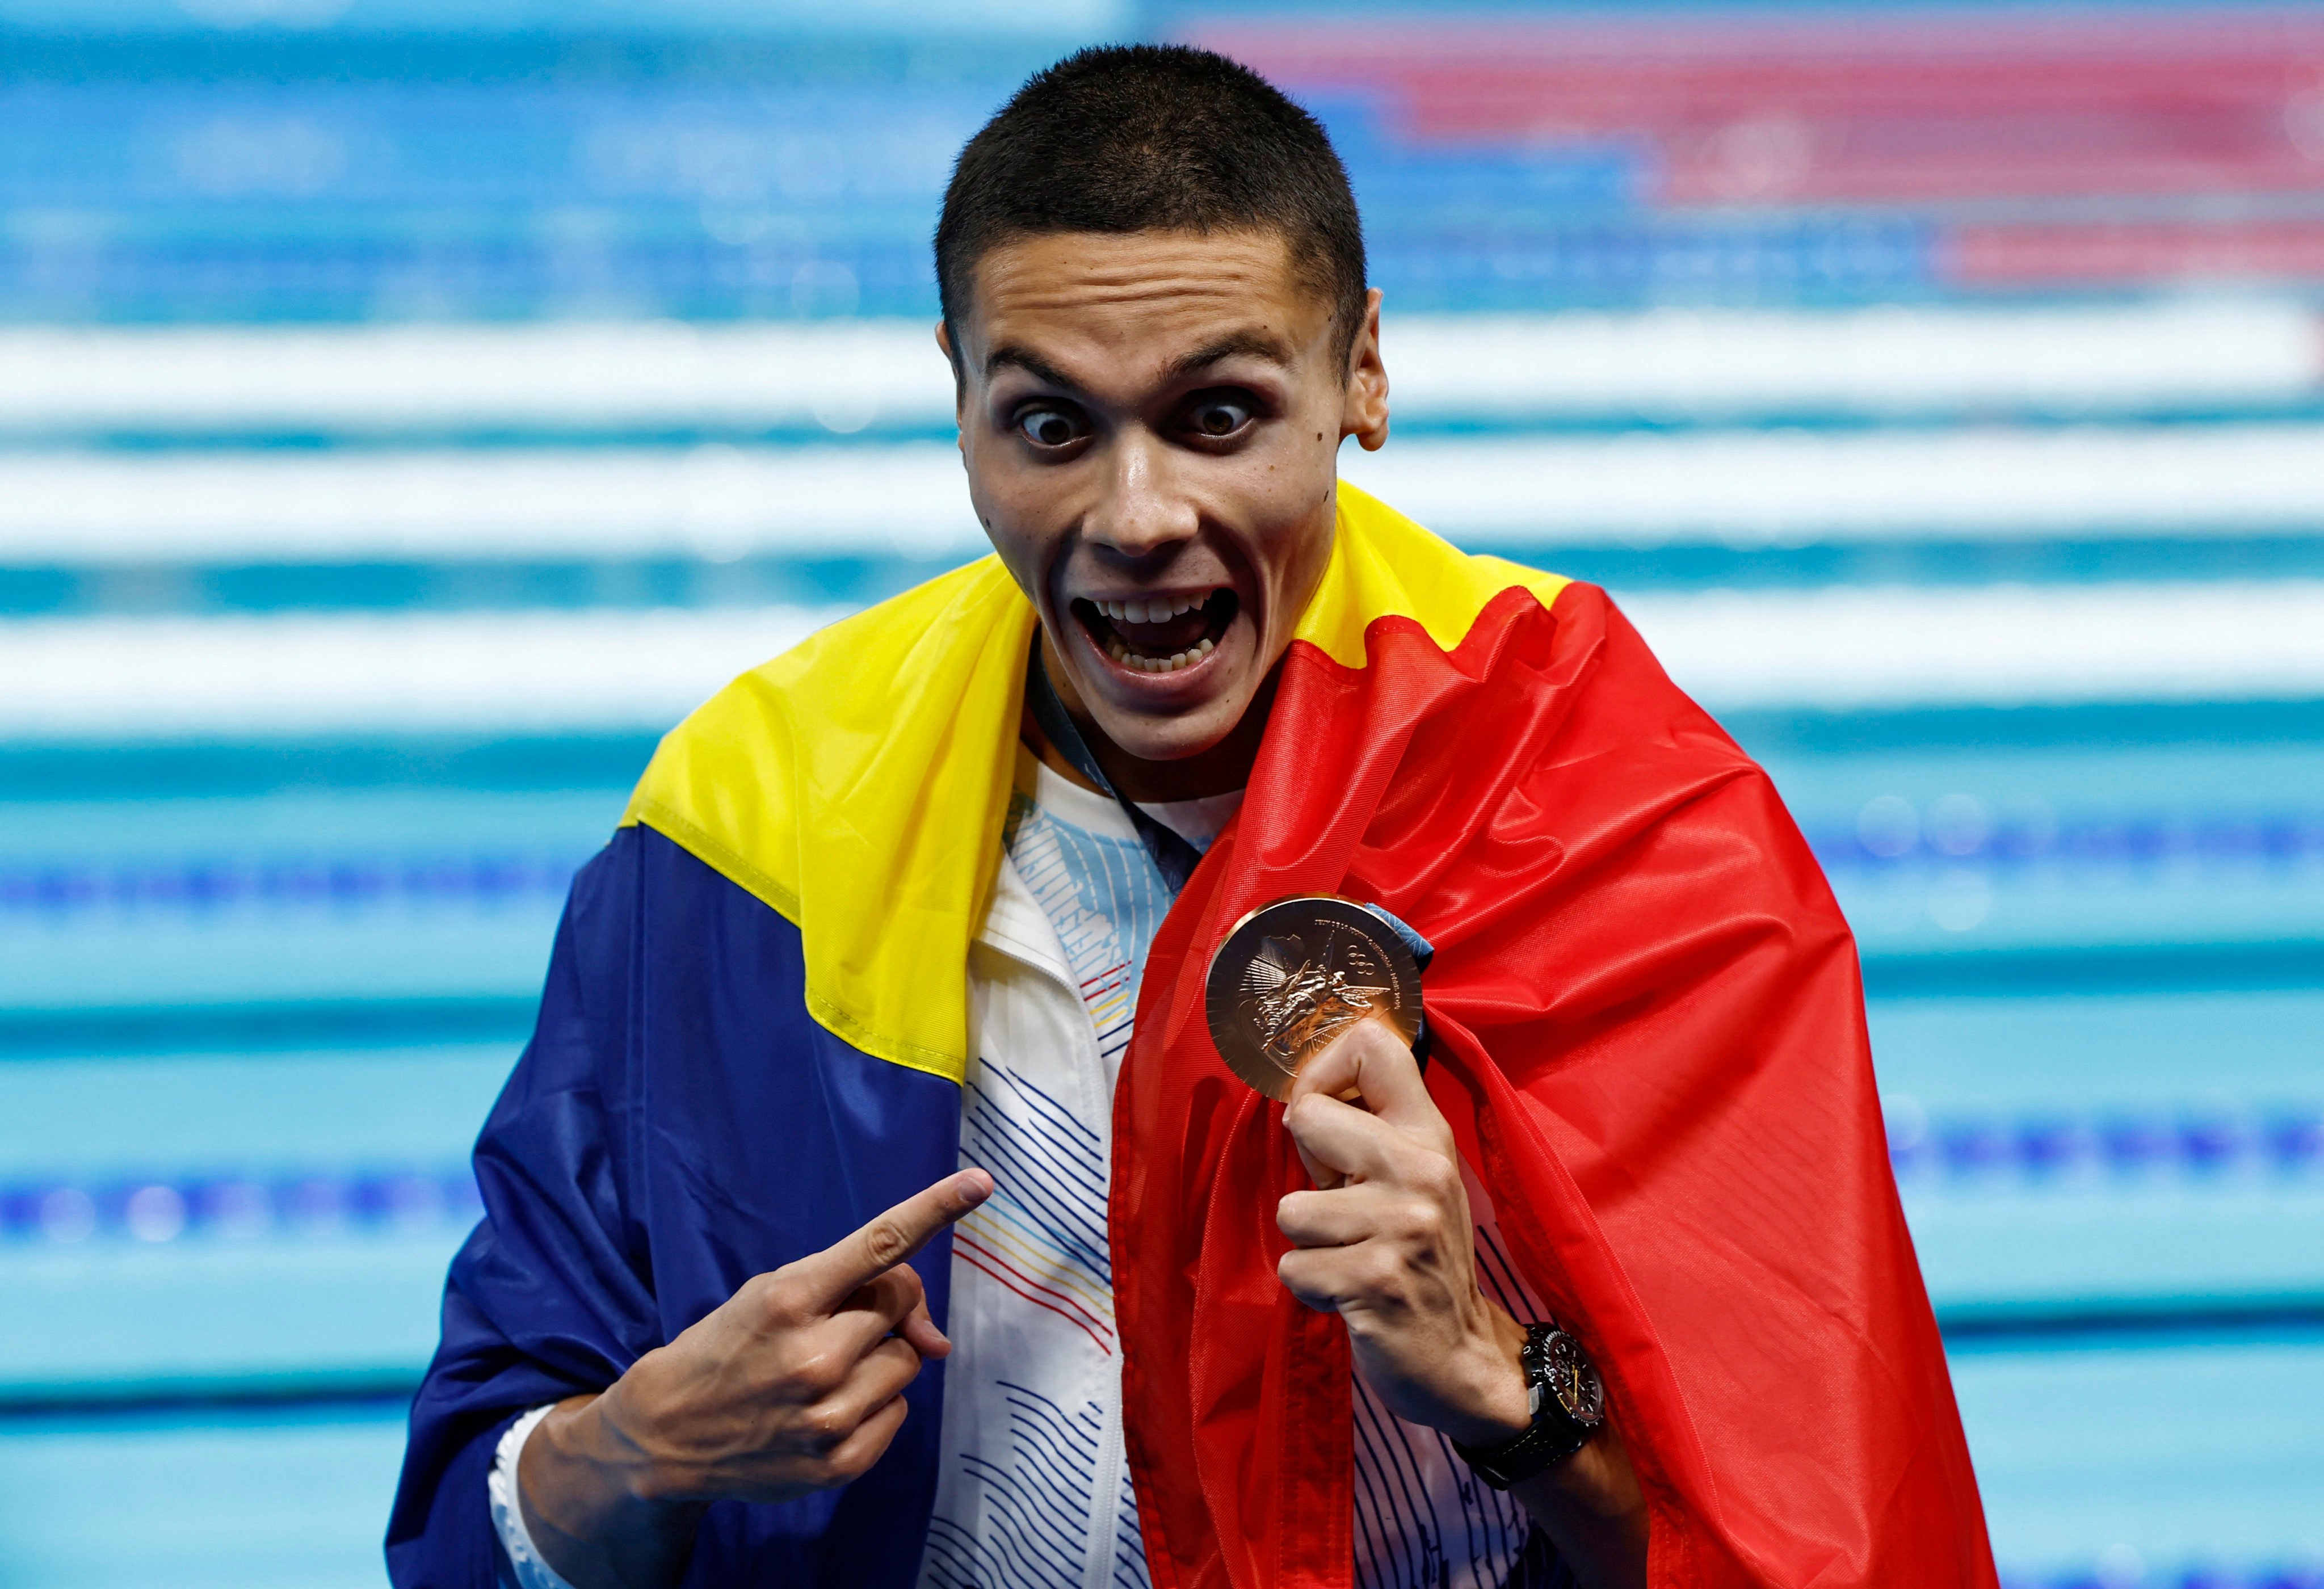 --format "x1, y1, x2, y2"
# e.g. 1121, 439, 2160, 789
944, 229, 1388, 767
